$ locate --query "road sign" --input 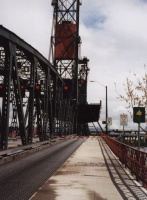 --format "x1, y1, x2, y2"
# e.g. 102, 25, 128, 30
133, 107, 145, 123
108, 117, 112, 126
120, 114, 128, 126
